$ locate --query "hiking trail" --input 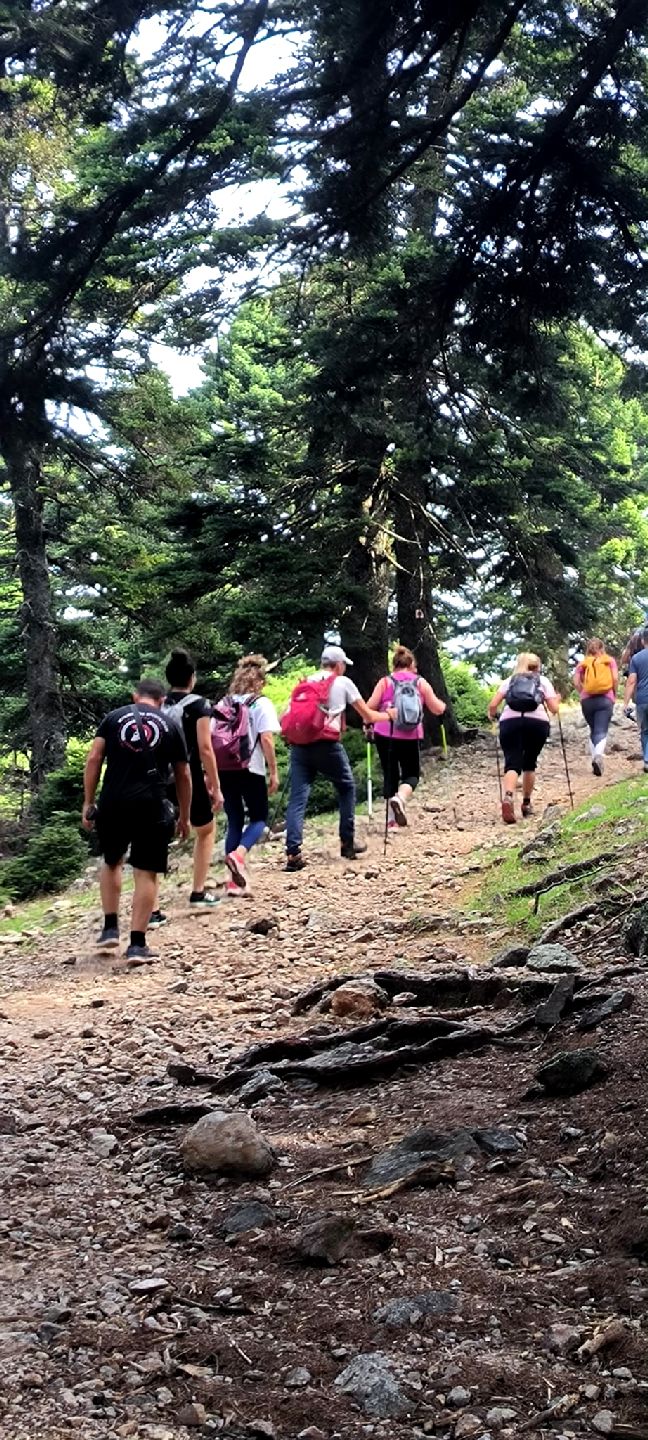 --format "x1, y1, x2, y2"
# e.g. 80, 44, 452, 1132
1, 711, 647, 1440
